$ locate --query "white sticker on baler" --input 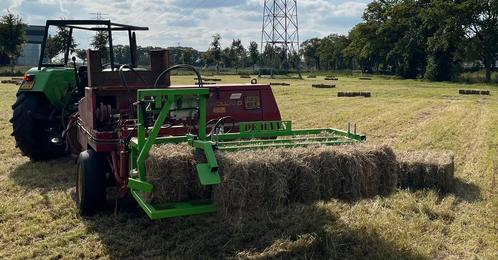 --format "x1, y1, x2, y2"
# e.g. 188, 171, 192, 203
230, 93, 242, 99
